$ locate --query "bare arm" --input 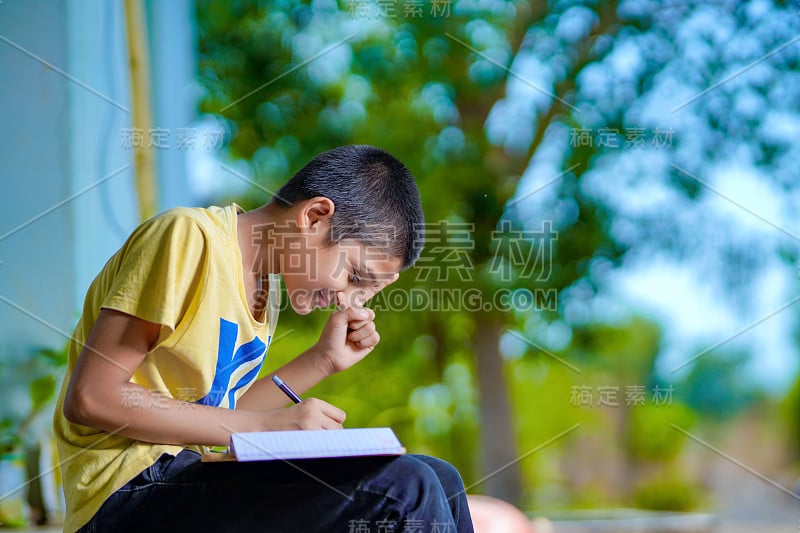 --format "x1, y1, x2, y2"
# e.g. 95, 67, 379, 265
63, 309, 345, 447
236, 345, 332, 412
237, 306, 380, 412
